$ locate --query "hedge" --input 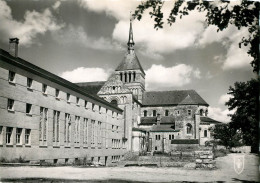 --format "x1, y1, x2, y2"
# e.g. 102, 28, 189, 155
171, 139, 199, 144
